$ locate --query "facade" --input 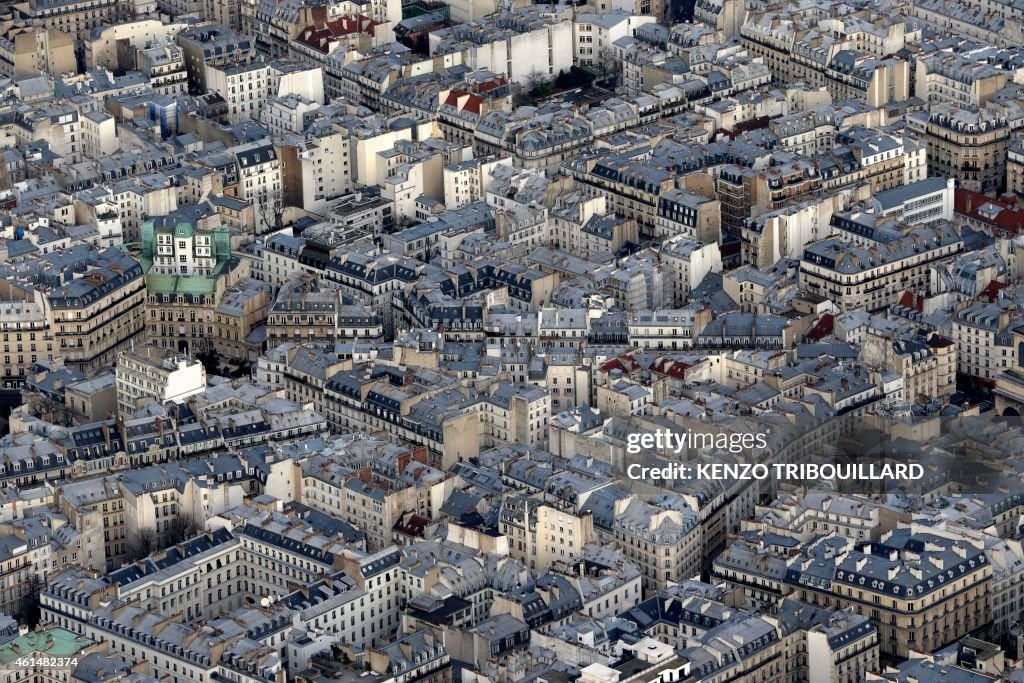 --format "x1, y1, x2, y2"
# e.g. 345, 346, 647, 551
0, 23, 75, 79
954, 301, 1015, 388
786, 531, 992, 659
921, 105, 1011, 194
800, 224, 963, 312
0, 248, 148, 381
140, 214, 244, 356
115, 344, 206, 418
429, 11, 574, 85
